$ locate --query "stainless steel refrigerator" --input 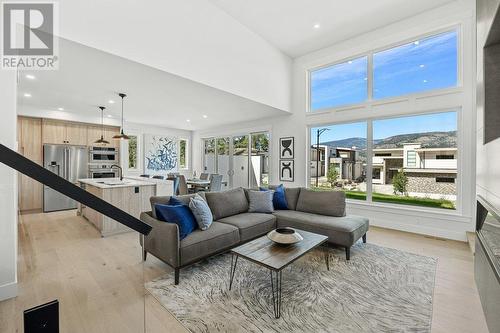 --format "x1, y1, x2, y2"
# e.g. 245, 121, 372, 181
43, 144, 88, 212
